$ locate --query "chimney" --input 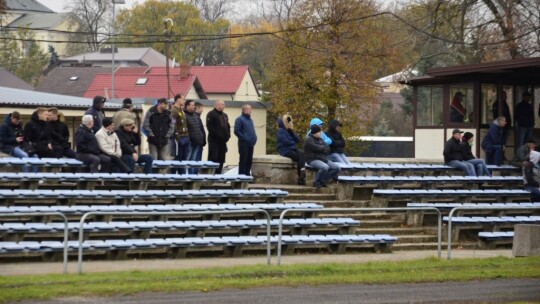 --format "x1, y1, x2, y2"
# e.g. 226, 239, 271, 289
179, 63, 192, 78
